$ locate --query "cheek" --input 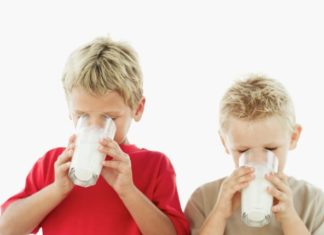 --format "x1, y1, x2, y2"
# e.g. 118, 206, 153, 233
229, 151, 241, 168
273, 149, 288, 172
113, 118, 132, 140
